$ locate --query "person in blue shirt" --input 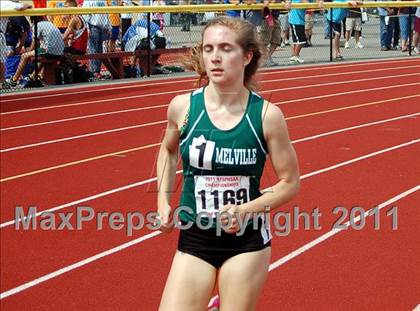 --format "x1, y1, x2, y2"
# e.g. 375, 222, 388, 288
122, 18, 166, 77
286, 0, 308, 64
286, 0, 323, 64
326, 0, 360, 60
122, 18, 161, 49
225, 0, 242, 18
